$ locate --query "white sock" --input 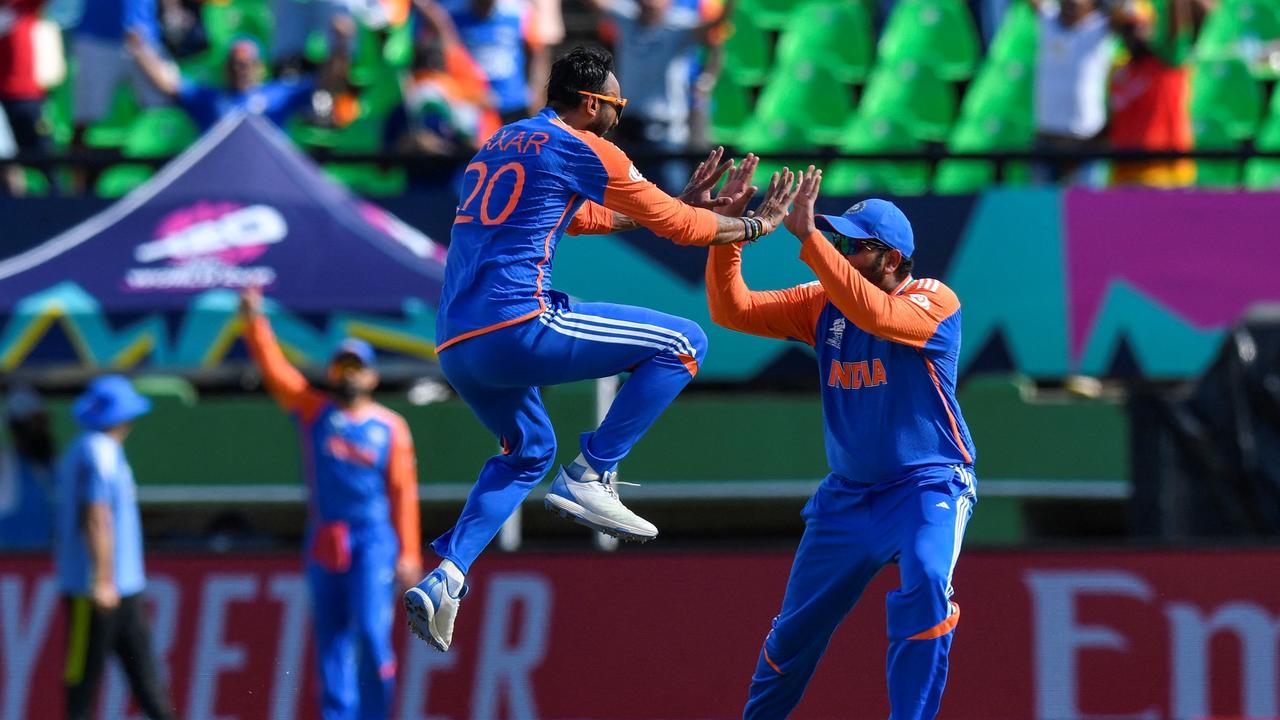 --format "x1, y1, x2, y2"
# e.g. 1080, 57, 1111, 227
438, 559, 465, 587
571, 453, 600, 482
